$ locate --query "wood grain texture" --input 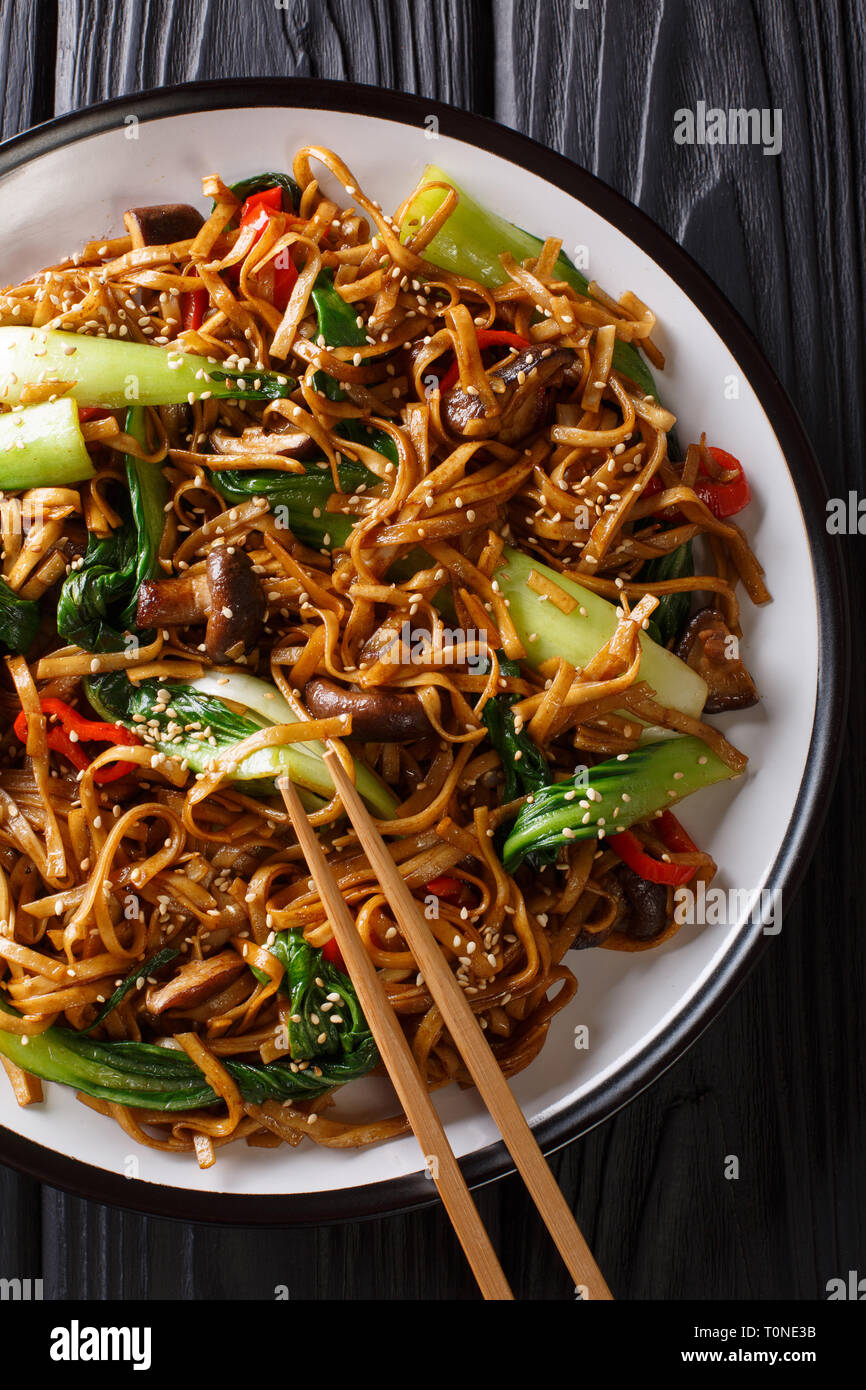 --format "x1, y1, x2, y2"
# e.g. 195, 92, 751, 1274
51, 0, 493, 114
0, 0, 51, 1296
0, 0, 55, 138
0, 0, 862, 1302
